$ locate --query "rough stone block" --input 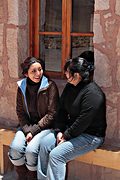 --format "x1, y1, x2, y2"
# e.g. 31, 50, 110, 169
6, 28, 19, 78
0, 24, 3, 56
8, 0, 27, 25
95, 0, 109, 11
